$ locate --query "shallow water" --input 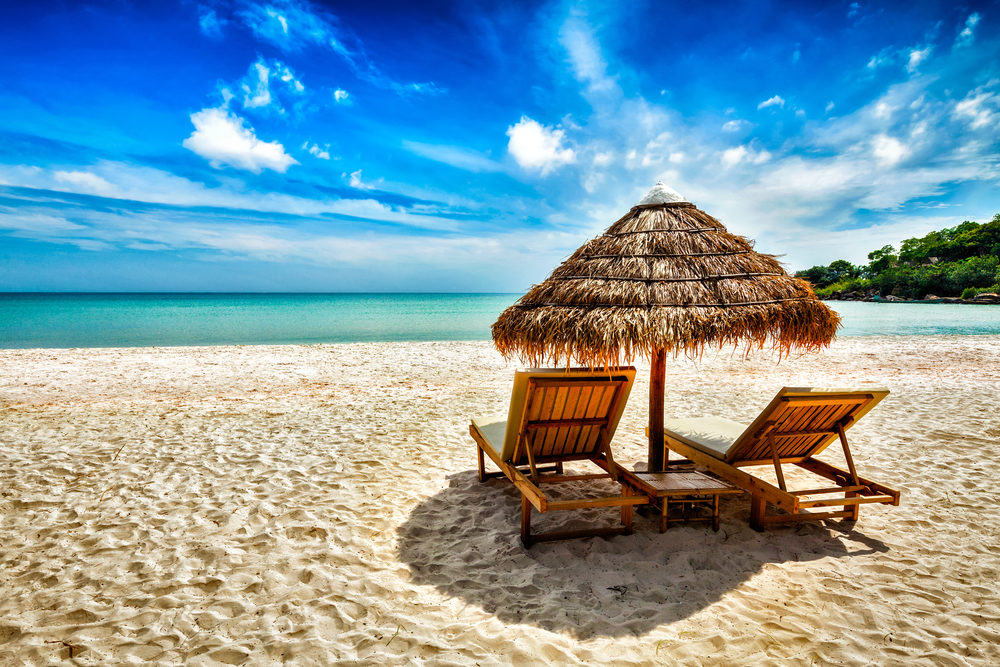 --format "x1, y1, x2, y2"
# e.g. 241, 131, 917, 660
2, 293, 999, 349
